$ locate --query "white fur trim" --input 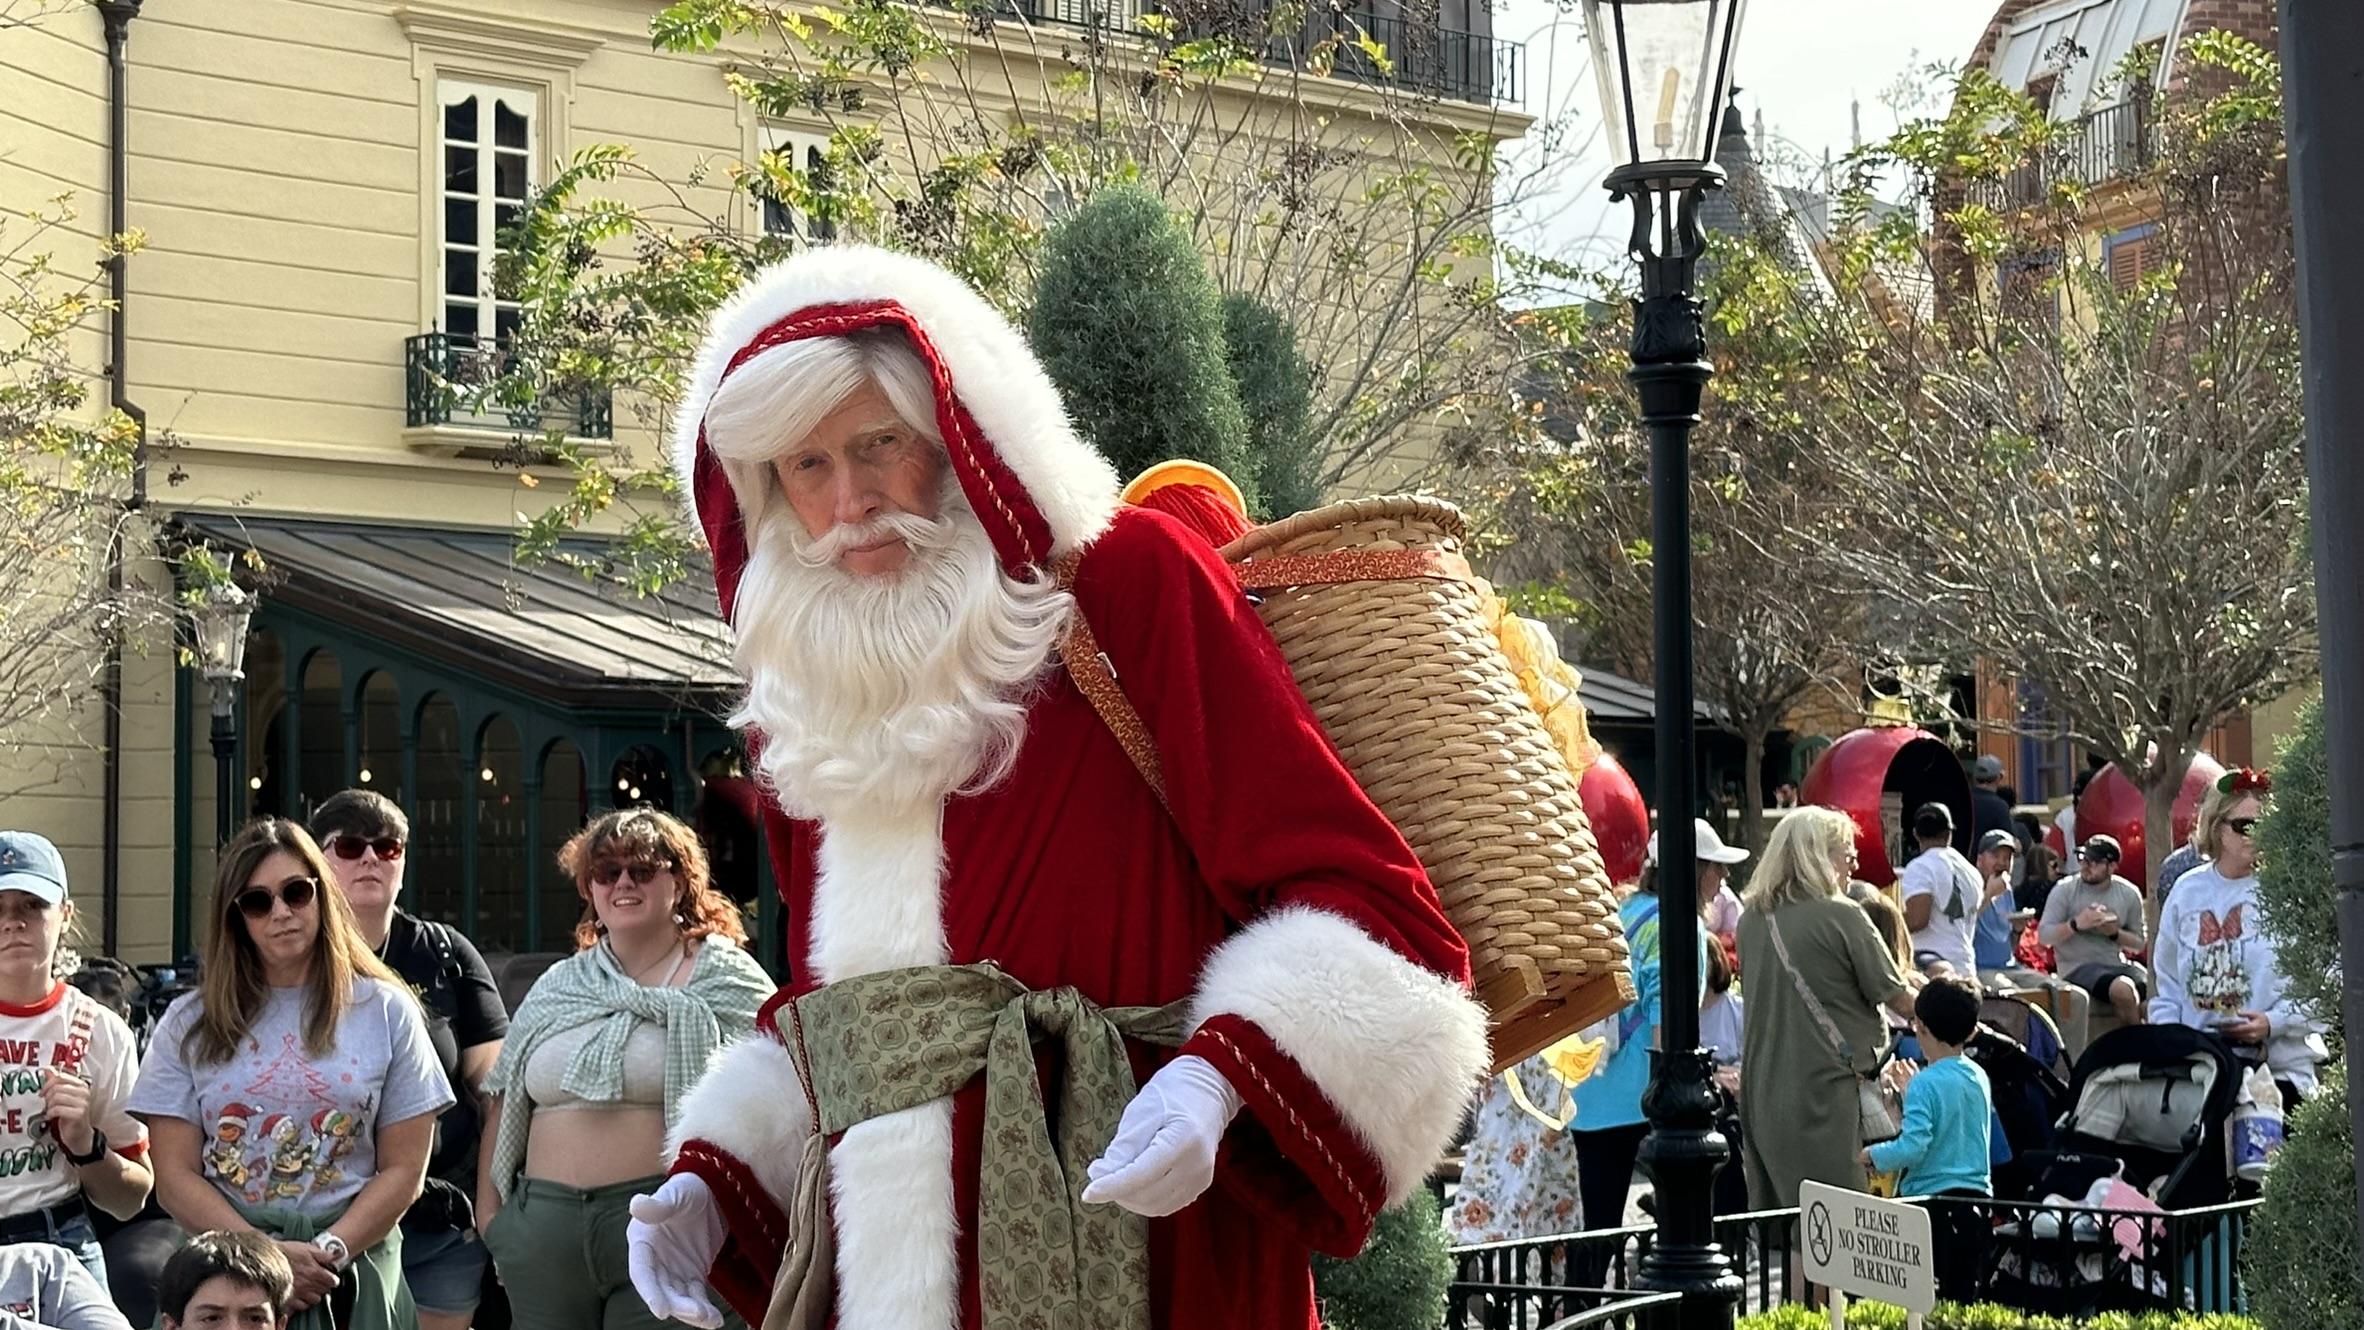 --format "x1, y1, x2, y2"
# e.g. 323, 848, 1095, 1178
808, 807, 952, 980
671, 244, 1122, 562
1188, 906, 1489, 1205
829, 1103, 960, 1330
810, 808, 961, 1330
667, 1036, 812, 1209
